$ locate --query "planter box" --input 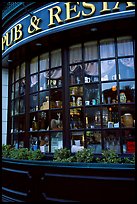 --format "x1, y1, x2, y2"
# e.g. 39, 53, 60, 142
2, 158, 135, 202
